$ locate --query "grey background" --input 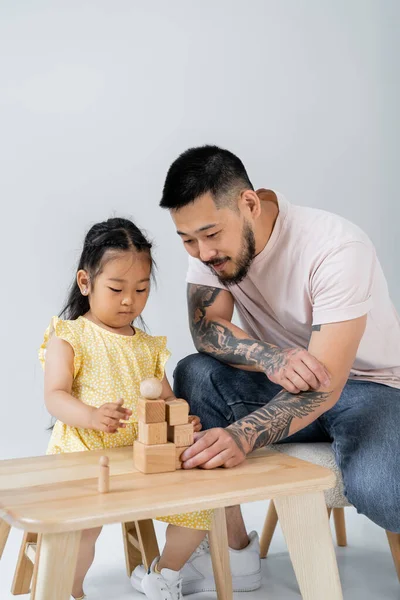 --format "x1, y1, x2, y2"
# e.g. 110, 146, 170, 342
1, 3, 400, 599
0, 0, 398, 465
